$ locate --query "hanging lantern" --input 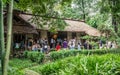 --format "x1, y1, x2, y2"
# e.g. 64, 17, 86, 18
53, 34, 57, 39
